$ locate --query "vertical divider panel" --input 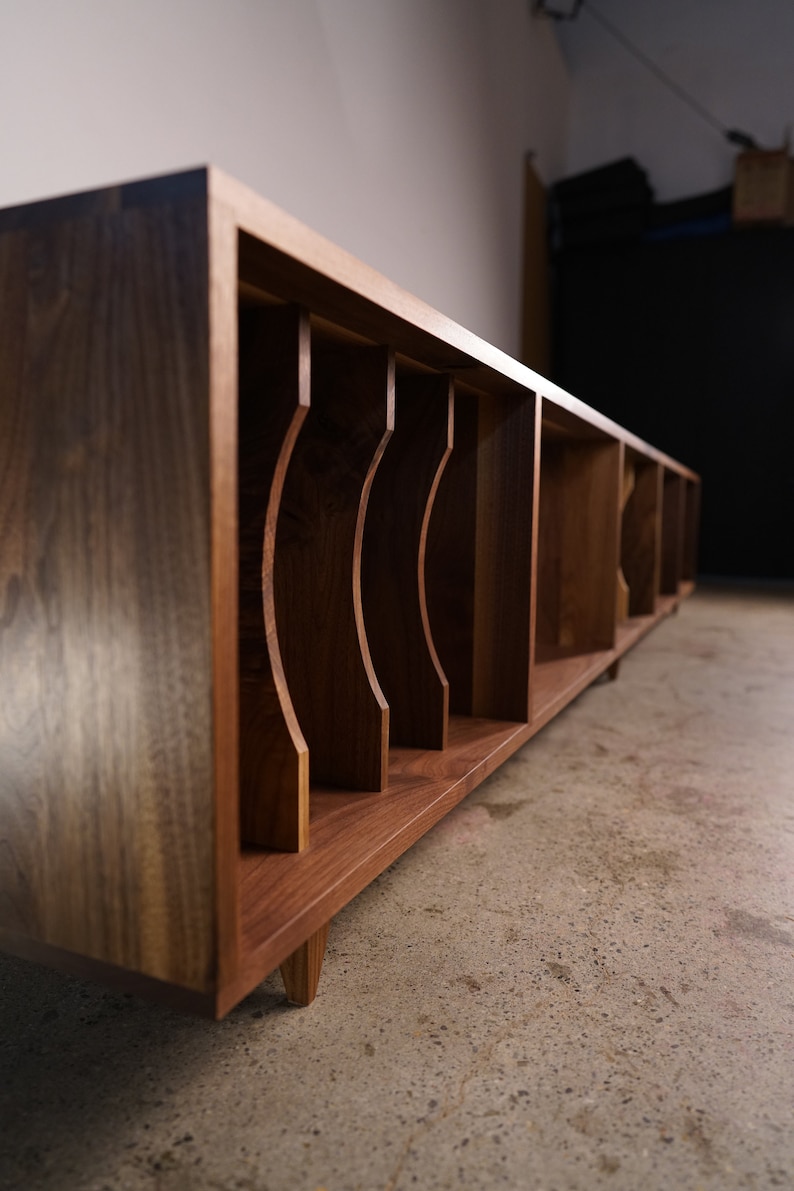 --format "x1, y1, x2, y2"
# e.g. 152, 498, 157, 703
616, 444, 633, 621
425, 392, 479, 715
275, 344, 394, 791
683, 479, 700, 582
536, 436, 565, 655
621, 456, 662, 617
211, 201, 241, 998
561, 440, 621, 650
238, 304, 310, 851
536, 432, 621, 656
362, 373, 453, 749
471, 392, 538, 723
661, 471, 685, 595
